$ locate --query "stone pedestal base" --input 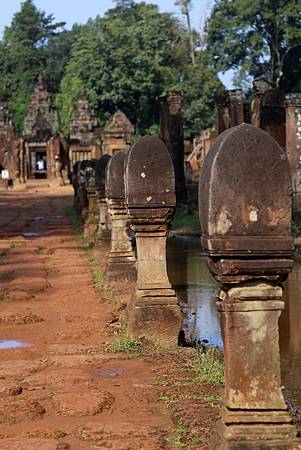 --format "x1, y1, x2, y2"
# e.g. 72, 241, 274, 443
96, 197, 111, 242
127, 293, 182, 344
106, 200, 136, 281
209, 284, 299, 449
84, 194, 99, 240
107, 256, 137, 282
208, 418, 301, 450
